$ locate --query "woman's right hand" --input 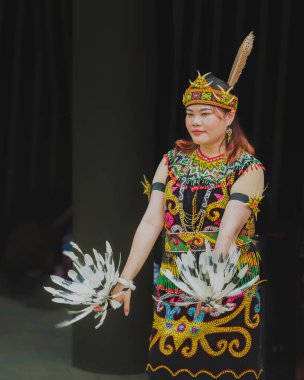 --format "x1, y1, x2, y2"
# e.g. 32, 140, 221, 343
110, 283, 132, 316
